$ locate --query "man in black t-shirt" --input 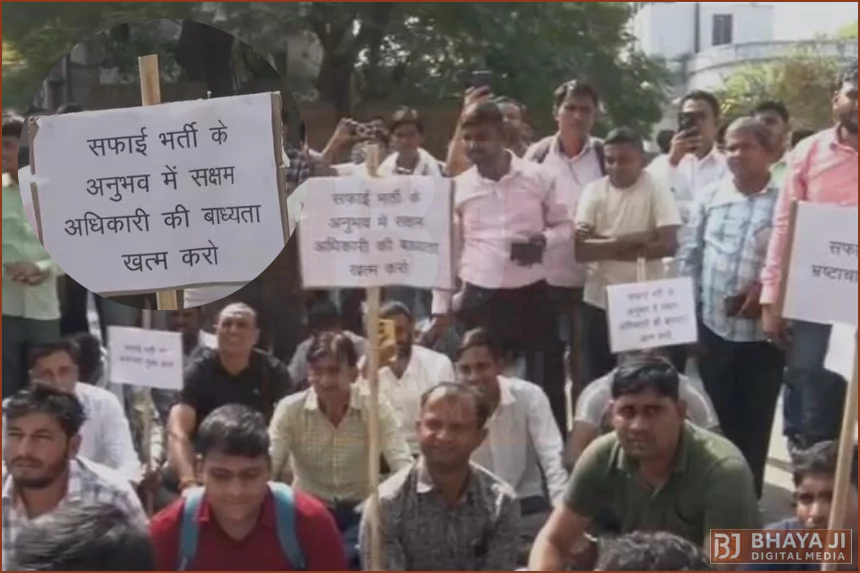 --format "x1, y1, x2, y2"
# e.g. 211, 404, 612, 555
165, 303, 295, 496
